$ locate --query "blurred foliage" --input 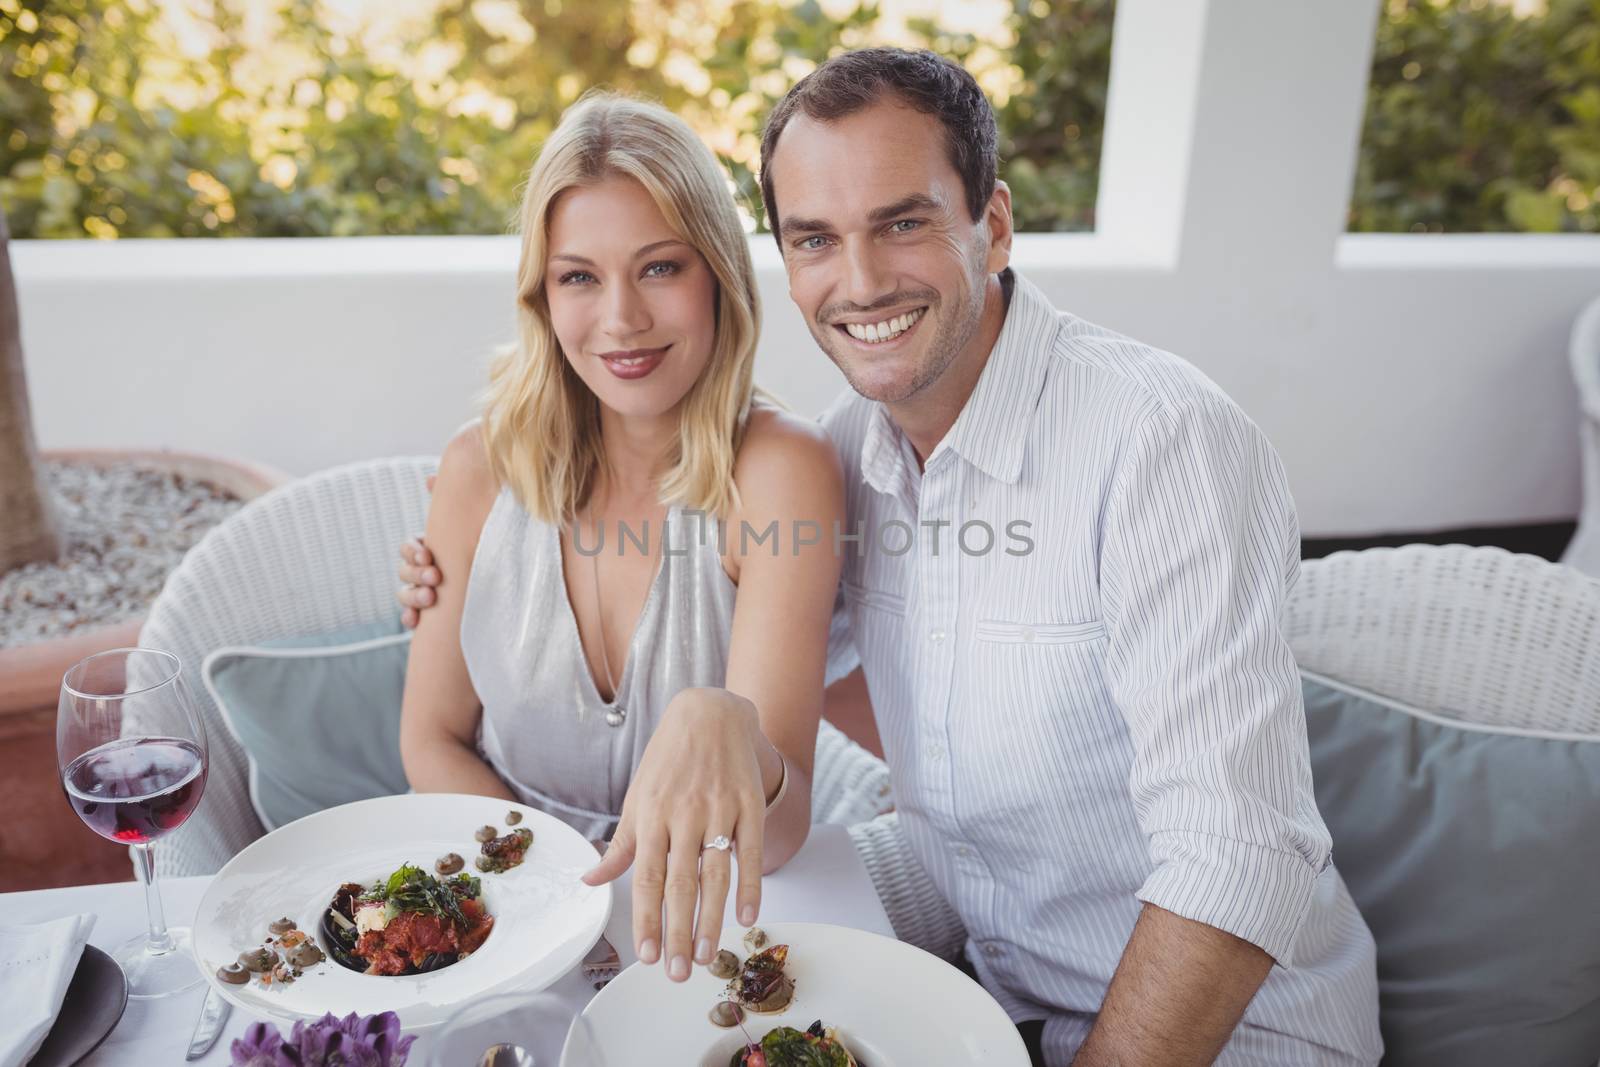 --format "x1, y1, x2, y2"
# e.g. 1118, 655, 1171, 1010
0, 0, 1113, 236
1351, 0, 1600, 233
1, 0, 1595, 238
